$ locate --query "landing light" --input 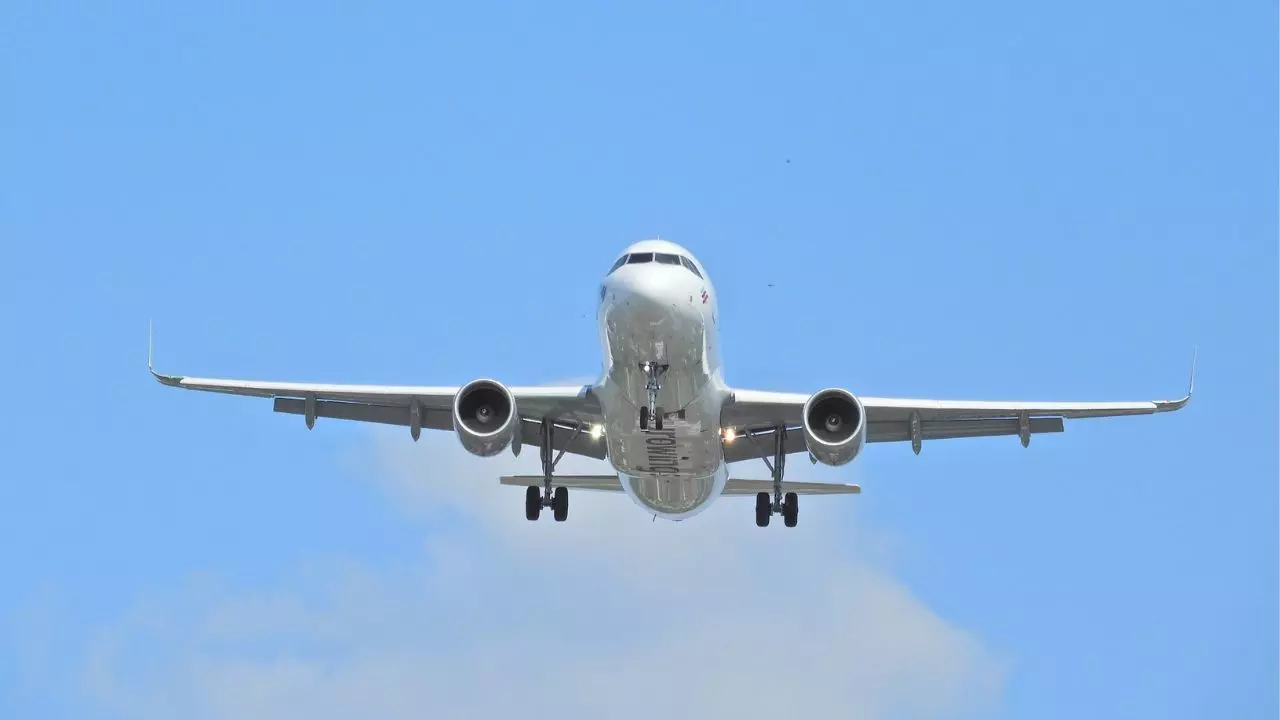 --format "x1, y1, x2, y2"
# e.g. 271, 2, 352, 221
723, 427, 737, 443
590, 424, 604, 440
